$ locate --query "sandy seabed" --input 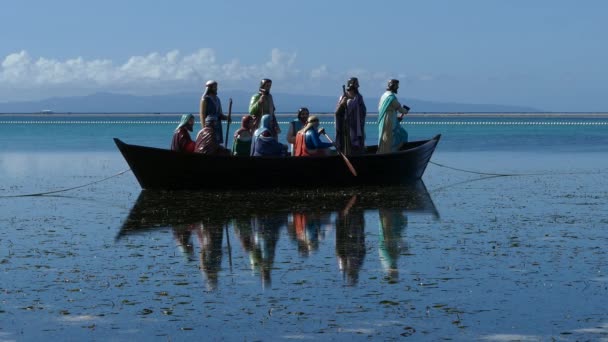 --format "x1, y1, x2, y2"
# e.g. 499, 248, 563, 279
1, 151, 607, 341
